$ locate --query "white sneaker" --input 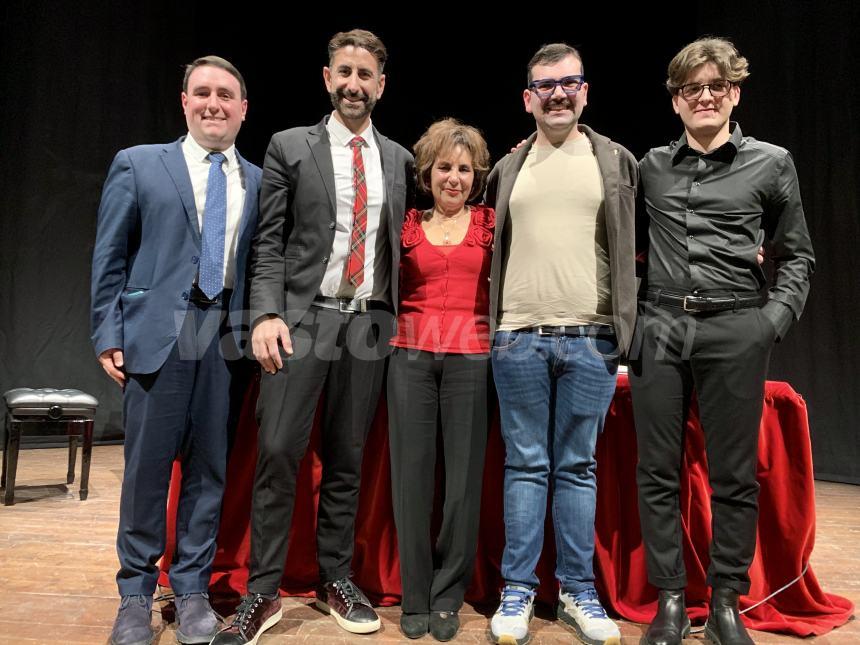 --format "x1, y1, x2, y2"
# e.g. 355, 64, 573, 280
557, 588, 620, 645
490, 585, 535, 645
